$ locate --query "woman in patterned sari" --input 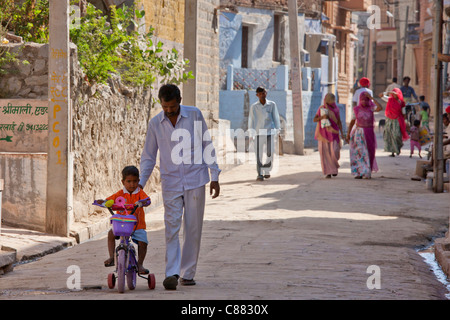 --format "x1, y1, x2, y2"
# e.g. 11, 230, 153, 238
346, 92, 383, 179
314, 93, 345, 178
383, 88, 410, 157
